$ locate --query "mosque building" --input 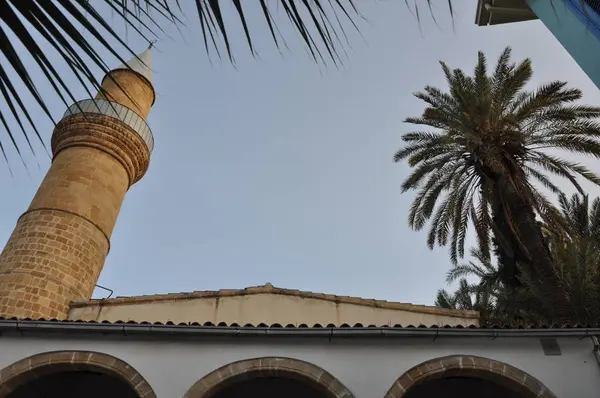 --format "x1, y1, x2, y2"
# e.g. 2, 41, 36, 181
0, 48, 596, 398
